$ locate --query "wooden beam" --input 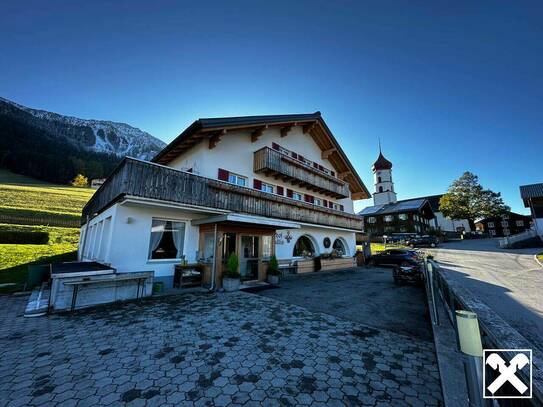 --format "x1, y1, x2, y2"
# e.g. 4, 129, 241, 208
209, 129, 226, 150
280, 124, 294, 138
338, 171, 350, 179
321, 147, 336, 159
251, 125, 268, 142
303, 121, 317, 134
